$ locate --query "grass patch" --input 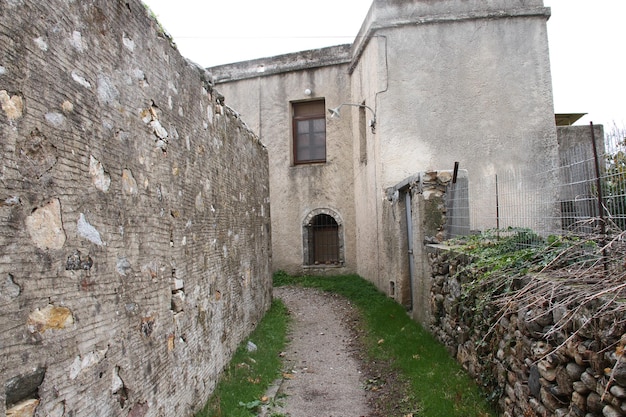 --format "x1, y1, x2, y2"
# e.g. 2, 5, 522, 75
196, 299, 290, 417
274, 271, 496, 417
